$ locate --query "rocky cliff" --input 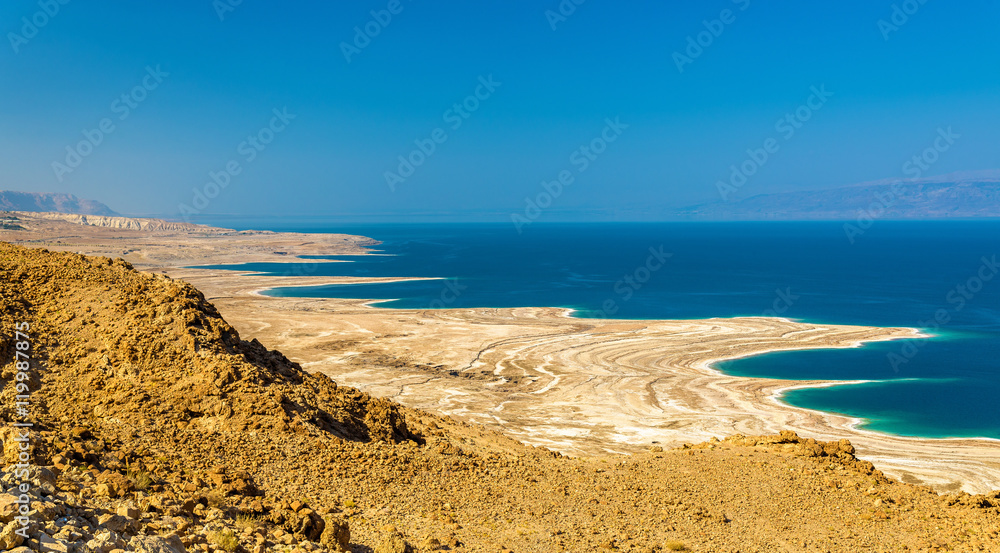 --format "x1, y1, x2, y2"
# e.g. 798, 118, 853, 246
11, 212, 214, 232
